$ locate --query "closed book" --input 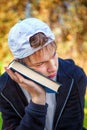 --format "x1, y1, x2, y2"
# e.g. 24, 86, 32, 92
8, 60, 61, 93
